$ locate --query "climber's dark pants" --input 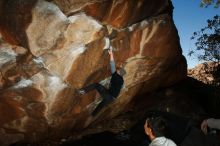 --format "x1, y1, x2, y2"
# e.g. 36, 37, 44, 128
82, 83, 115, 116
